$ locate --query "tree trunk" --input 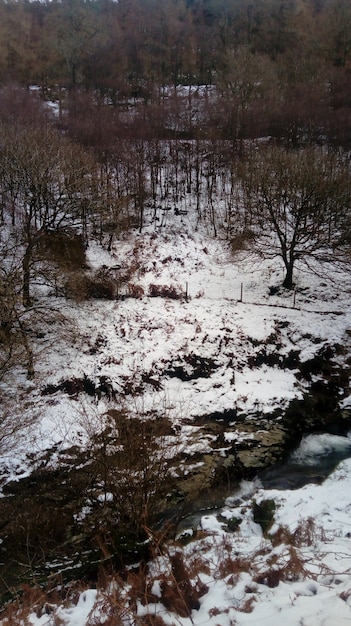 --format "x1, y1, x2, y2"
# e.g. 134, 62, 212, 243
282, 263, 294, 290
22, 244, 32, 307
18, 319, 34, 379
